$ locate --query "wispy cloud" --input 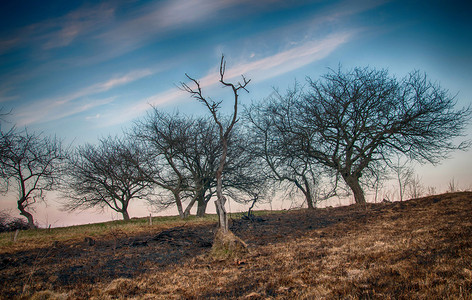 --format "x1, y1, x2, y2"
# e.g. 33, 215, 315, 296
42, 5, 115, 50
15, 97, 115, 127
86, 114, 101, 120
54, 69, 153, 105
0, 3, 116, 54
102, 31, 354, 127
0, 85, 19, 103
95, 0, 244, 59
213, 32, 354, 84
99, 88, 188, 128
14, 68, 154, 126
